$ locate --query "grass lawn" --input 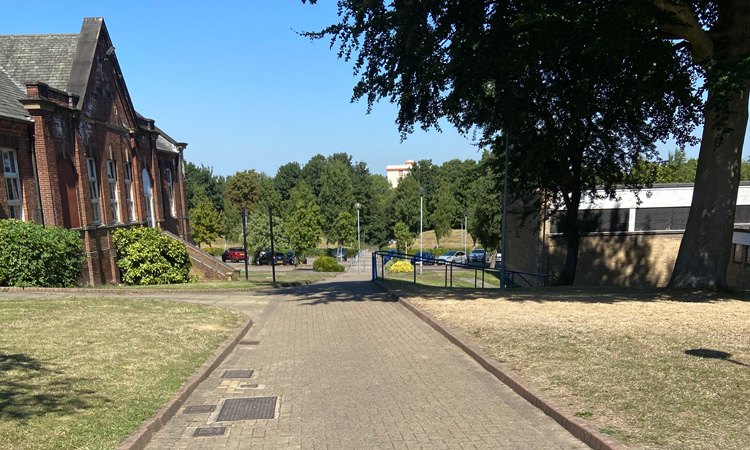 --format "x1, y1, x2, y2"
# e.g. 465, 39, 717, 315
0, 297, 243, 450
384, 281, 750, 450
82, 271, 337, 290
